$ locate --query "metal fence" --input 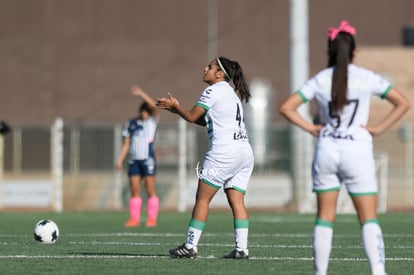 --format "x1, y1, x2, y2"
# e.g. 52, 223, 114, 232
0, 121, 413, 212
